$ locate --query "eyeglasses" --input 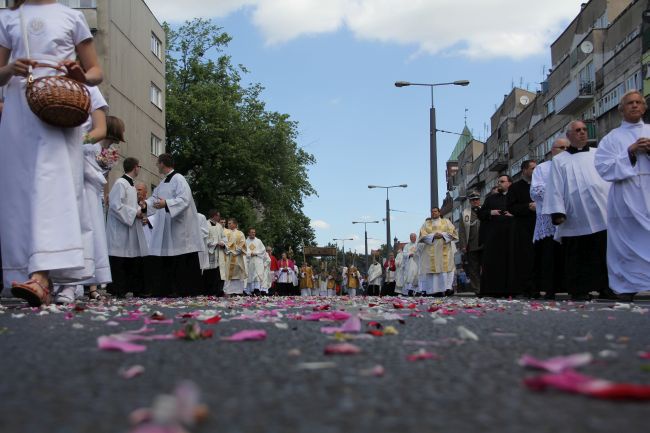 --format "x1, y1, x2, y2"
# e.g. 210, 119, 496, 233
553, 146, 568, 150
137, 165, 142, 168
573, 128, 587, 132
